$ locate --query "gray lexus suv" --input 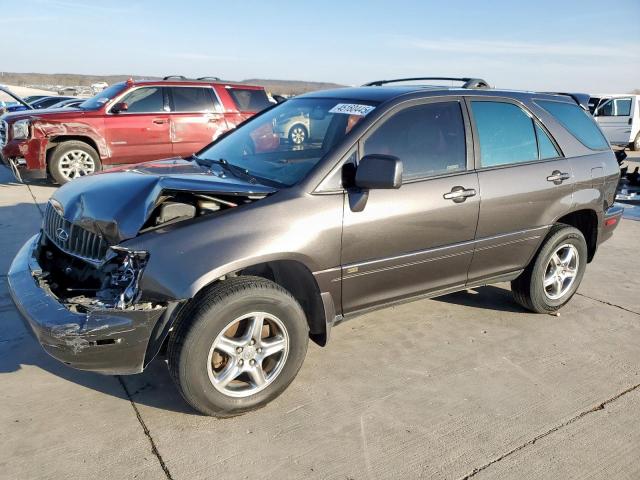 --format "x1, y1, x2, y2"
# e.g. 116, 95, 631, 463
9, 77, 623, 416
